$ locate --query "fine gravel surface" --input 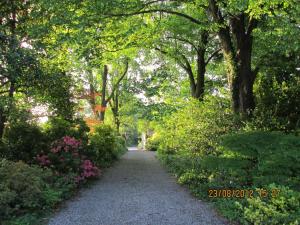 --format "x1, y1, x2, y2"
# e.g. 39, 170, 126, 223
48, 149, 229, 225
